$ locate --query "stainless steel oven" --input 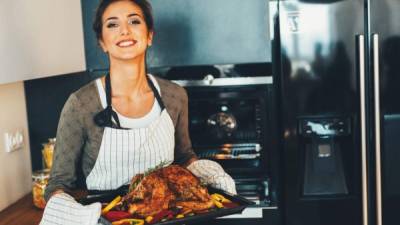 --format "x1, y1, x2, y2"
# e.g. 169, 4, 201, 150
172, 75, 278, 221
